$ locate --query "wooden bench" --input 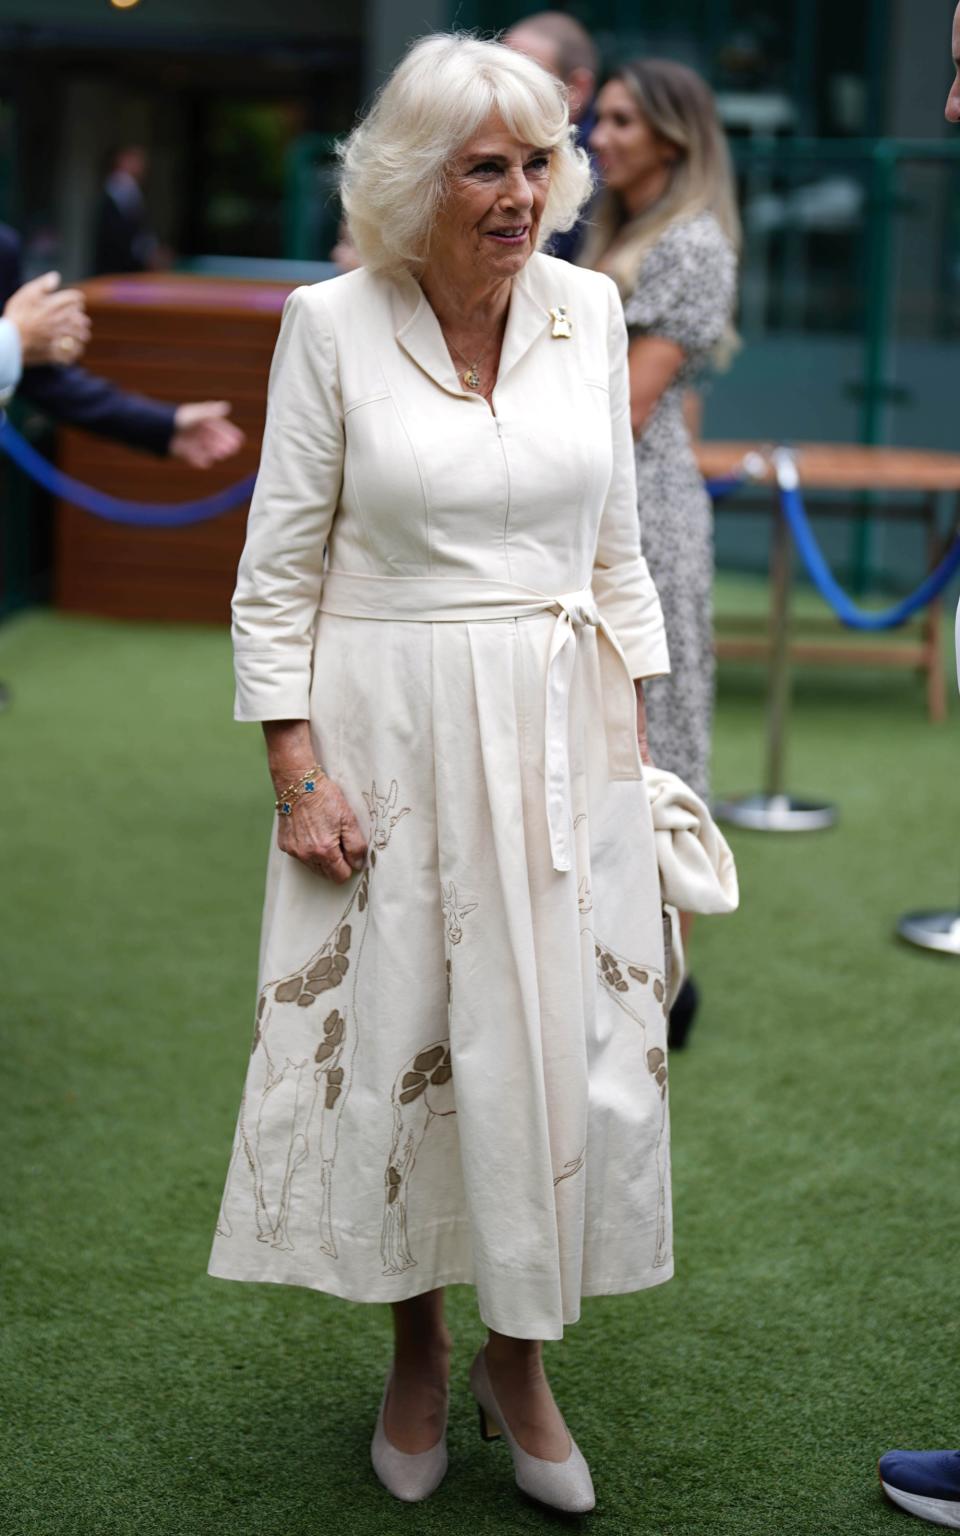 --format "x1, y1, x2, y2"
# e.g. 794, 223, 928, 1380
697, 441, 960, 723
